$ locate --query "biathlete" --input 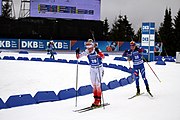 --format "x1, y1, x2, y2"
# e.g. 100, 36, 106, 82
127, 41, 152, 96
75, 40, 105, 107
47, 40, 55, 59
